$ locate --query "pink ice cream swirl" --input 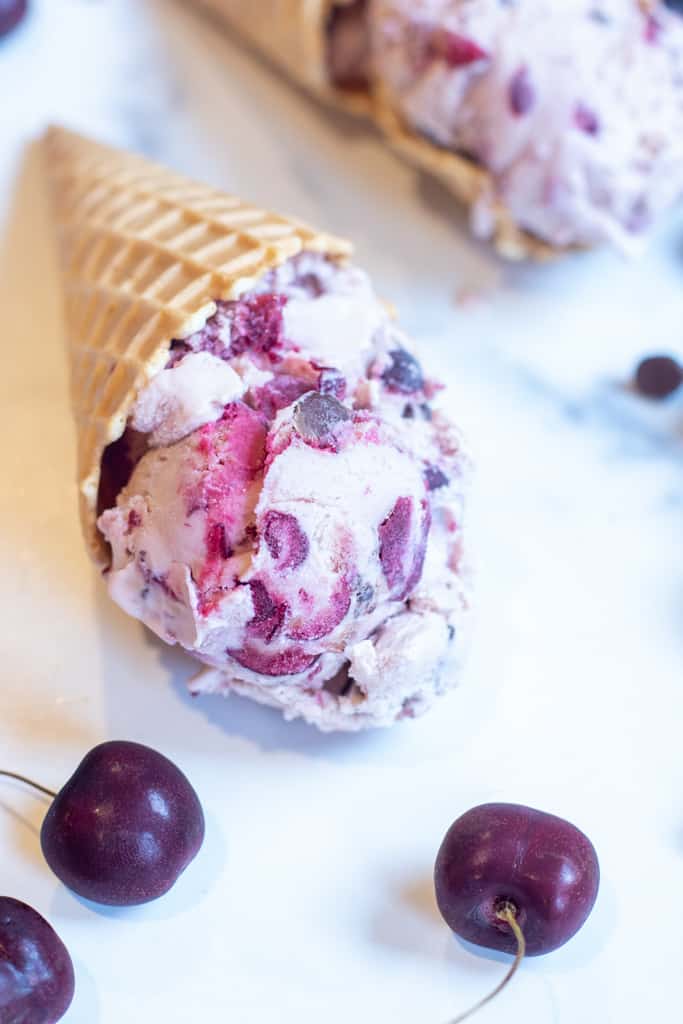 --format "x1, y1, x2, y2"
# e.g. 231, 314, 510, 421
98, 253, 471, 731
